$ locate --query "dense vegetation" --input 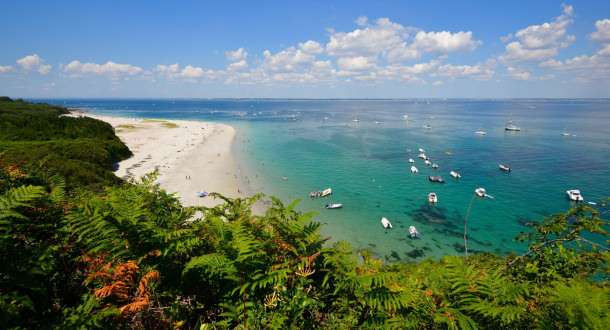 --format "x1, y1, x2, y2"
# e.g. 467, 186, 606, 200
1, 98, 609, 329
0, 97, 132, 192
